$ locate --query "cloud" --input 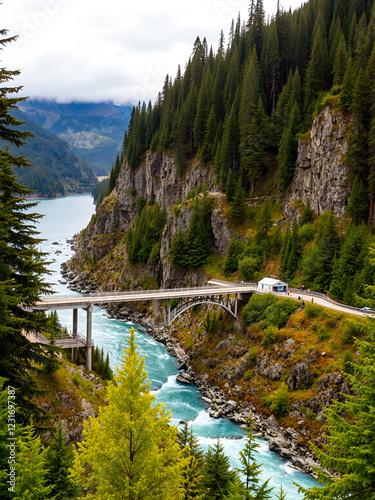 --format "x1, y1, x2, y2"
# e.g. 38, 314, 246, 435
1, 0, 304, 104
